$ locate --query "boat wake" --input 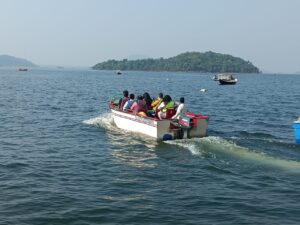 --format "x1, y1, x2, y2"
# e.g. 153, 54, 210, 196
82, 113, 114, 130
83, 113, 158, 168
82, 113, 158, 146
83, 115, 300, 172
166, 136, 300, 172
